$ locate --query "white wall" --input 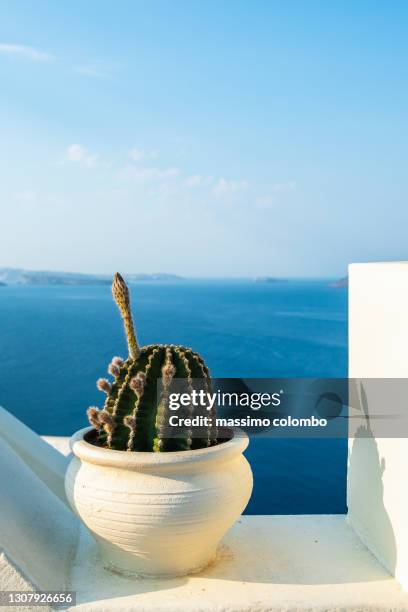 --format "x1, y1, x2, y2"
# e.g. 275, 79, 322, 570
348, 262, 408, 590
